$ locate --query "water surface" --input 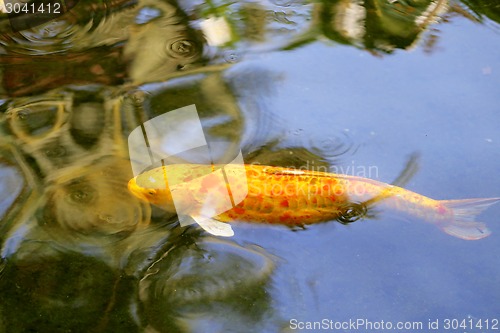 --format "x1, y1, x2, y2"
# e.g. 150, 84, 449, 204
0, 0, 499, 332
